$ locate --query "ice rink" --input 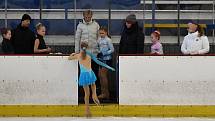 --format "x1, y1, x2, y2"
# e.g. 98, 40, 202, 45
0, 117, 215, 121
